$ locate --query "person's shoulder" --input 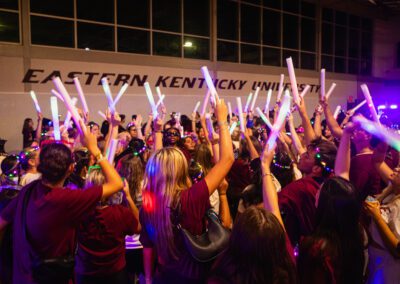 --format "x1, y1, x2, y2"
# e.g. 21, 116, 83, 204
299, 235, 338, 259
